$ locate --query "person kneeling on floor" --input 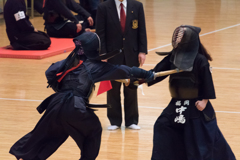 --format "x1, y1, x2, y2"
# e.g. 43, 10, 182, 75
4, 0, 51, 50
